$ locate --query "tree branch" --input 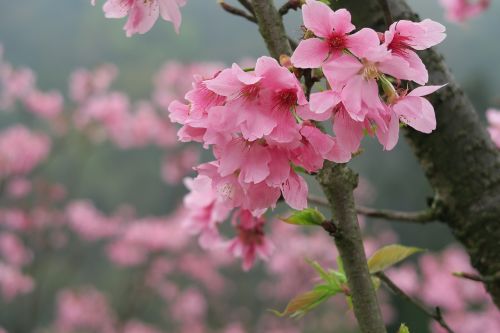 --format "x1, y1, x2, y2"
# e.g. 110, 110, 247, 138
317, 163, 387, 333
376, 272, 456, 333
308, 195, 437, 224
377, 0, 393, 26
251, 0, 292, 58
237, 0, 256, 15
279, 0, 301, 16
219, 1, 257, 23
